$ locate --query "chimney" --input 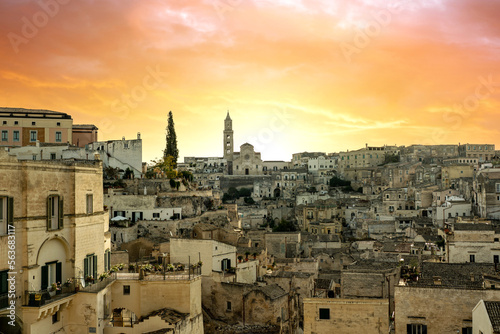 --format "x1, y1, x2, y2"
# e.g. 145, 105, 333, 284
137, 132, 141, 140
